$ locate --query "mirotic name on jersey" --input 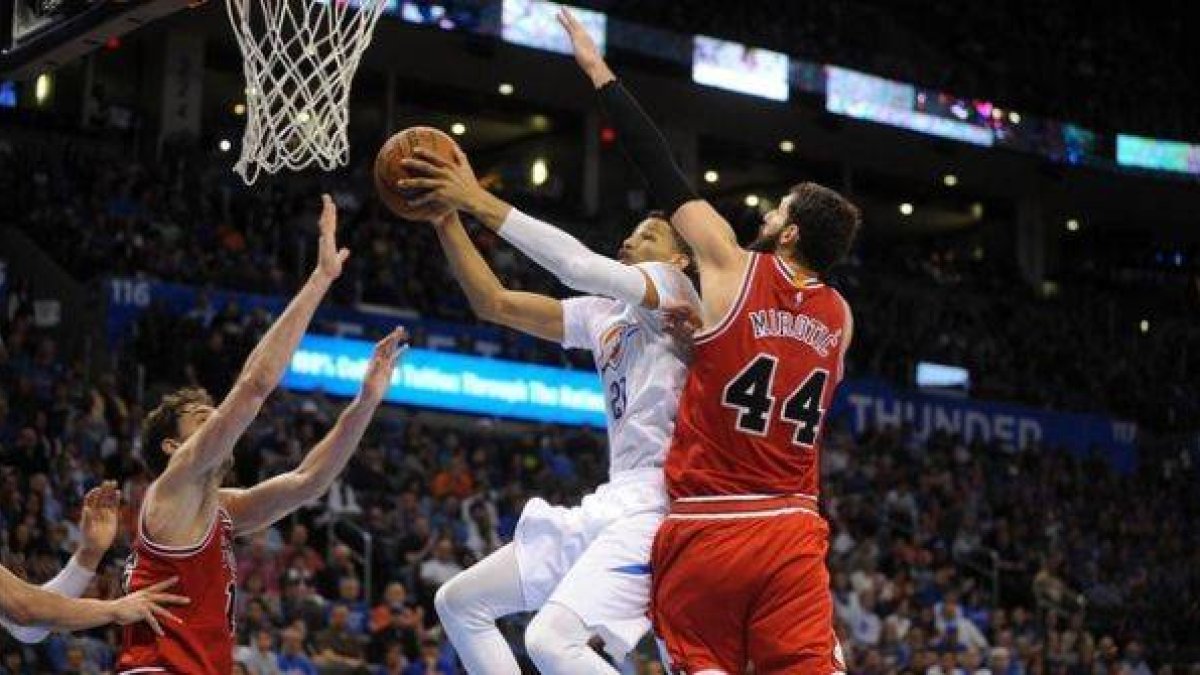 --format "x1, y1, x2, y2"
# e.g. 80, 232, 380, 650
749, 309, 841, 357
